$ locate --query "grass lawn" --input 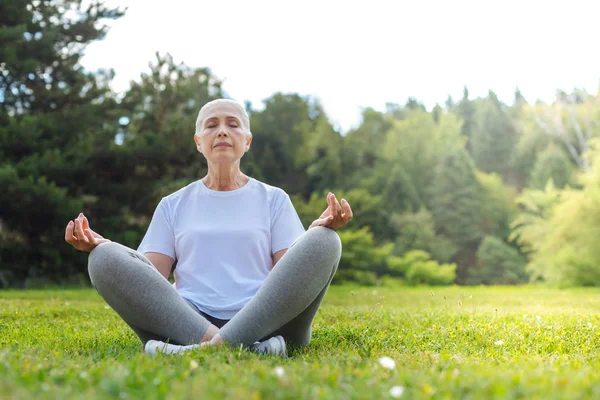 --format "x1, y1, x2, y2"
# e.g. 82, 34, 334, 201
2, 285, 600, 399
